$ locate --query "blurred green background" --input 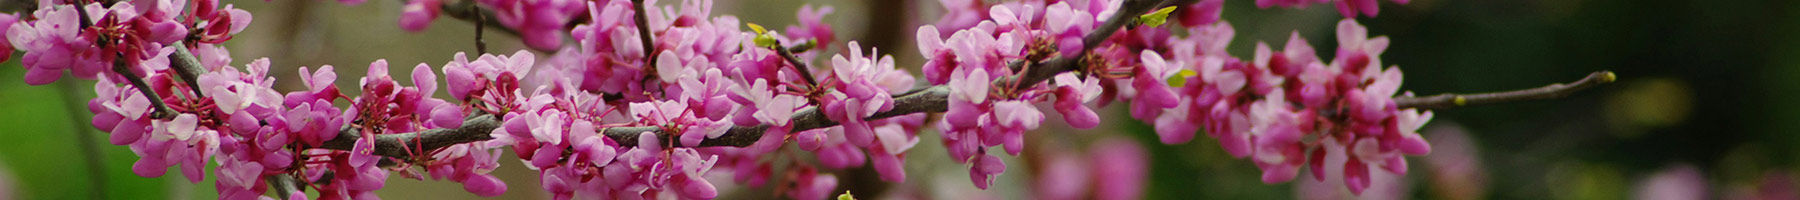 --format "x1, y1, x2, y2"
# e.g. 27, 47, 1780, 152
0, 0, 1793, 199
